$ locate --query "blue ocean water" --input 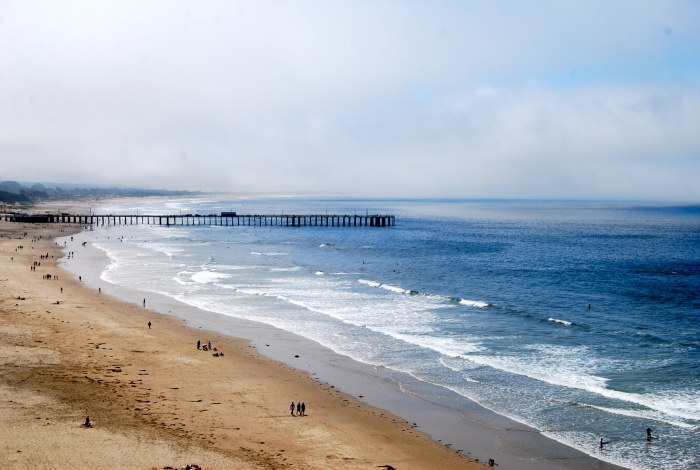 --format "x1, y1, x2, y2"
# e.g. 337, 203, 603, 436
68, 198, 699, 470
